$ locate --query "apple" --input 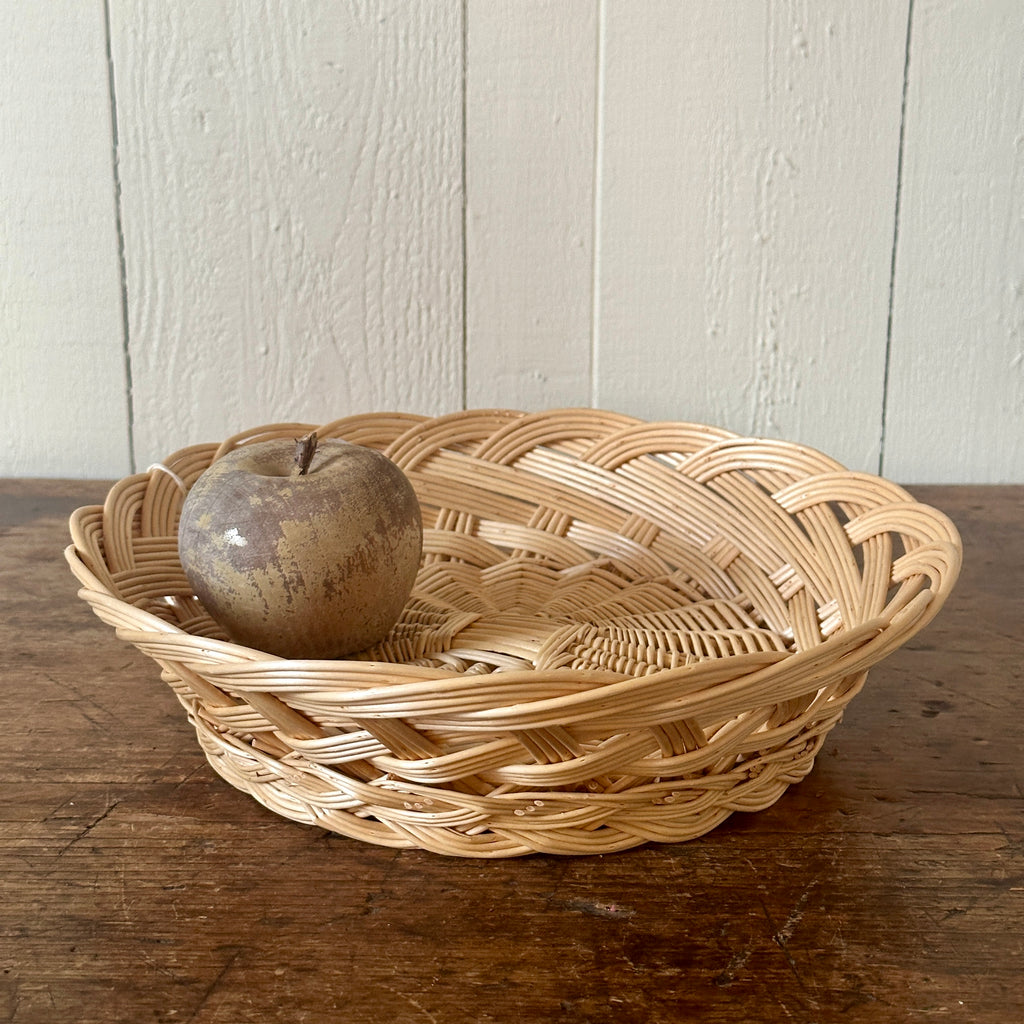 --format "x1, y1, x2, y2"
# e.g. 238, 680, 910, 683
177, 431, 422, 659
